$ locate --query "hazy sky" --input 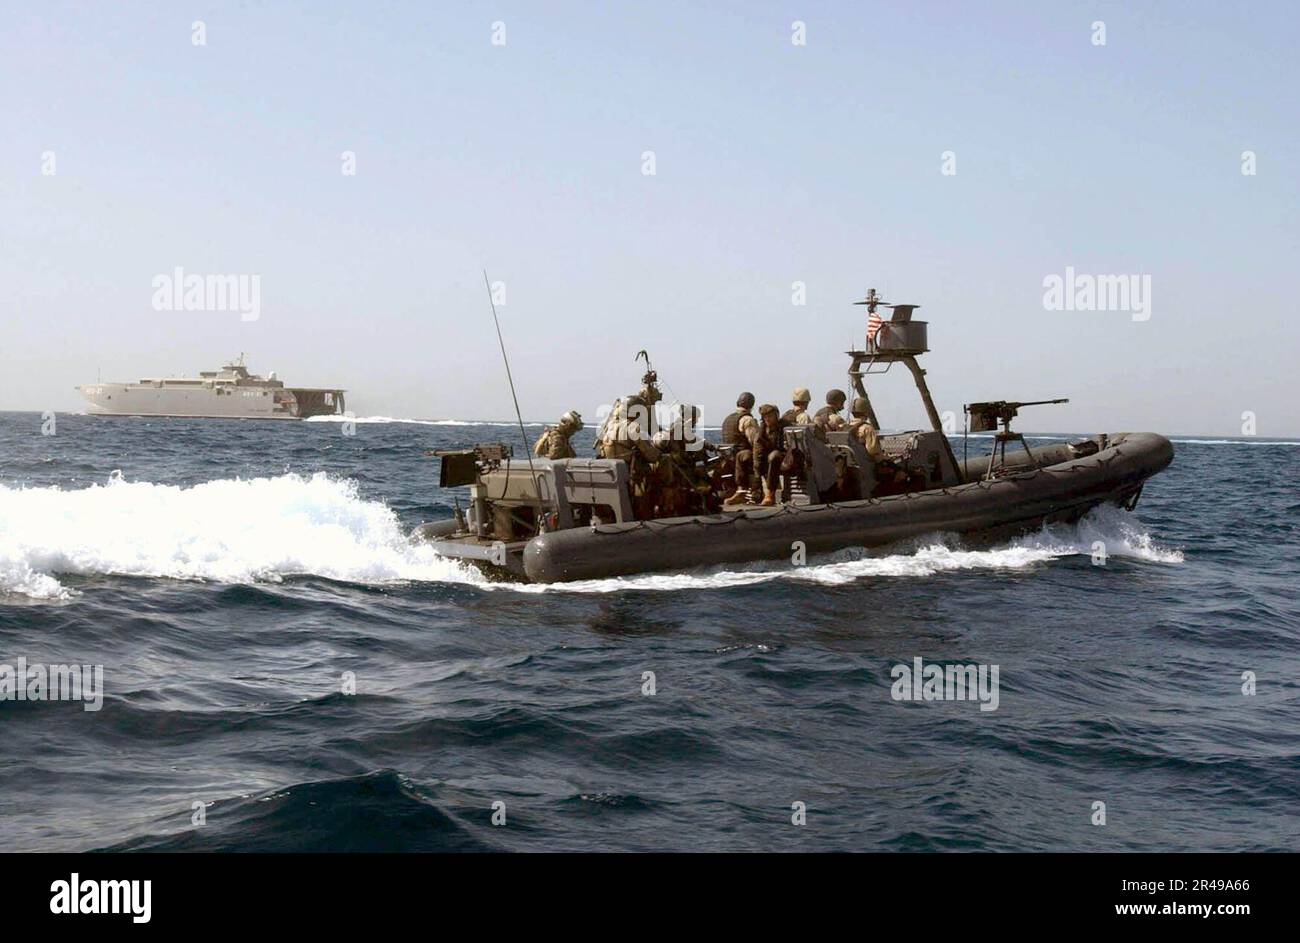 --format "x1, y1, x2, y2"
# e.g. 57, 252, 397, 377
2, 1, 1297, 435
